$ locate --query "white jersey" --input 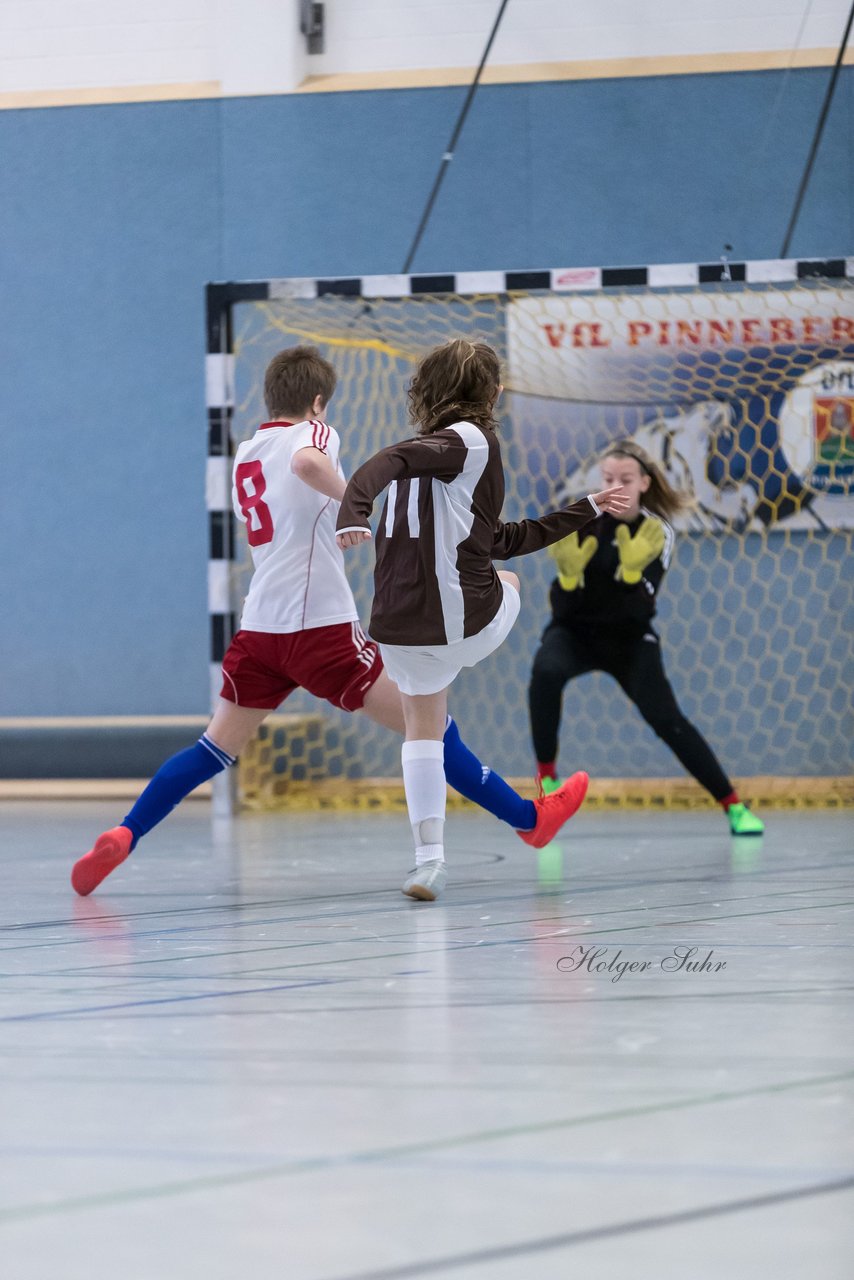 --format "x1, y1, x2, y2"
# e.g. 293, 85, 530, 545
232, 419, 359, 634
